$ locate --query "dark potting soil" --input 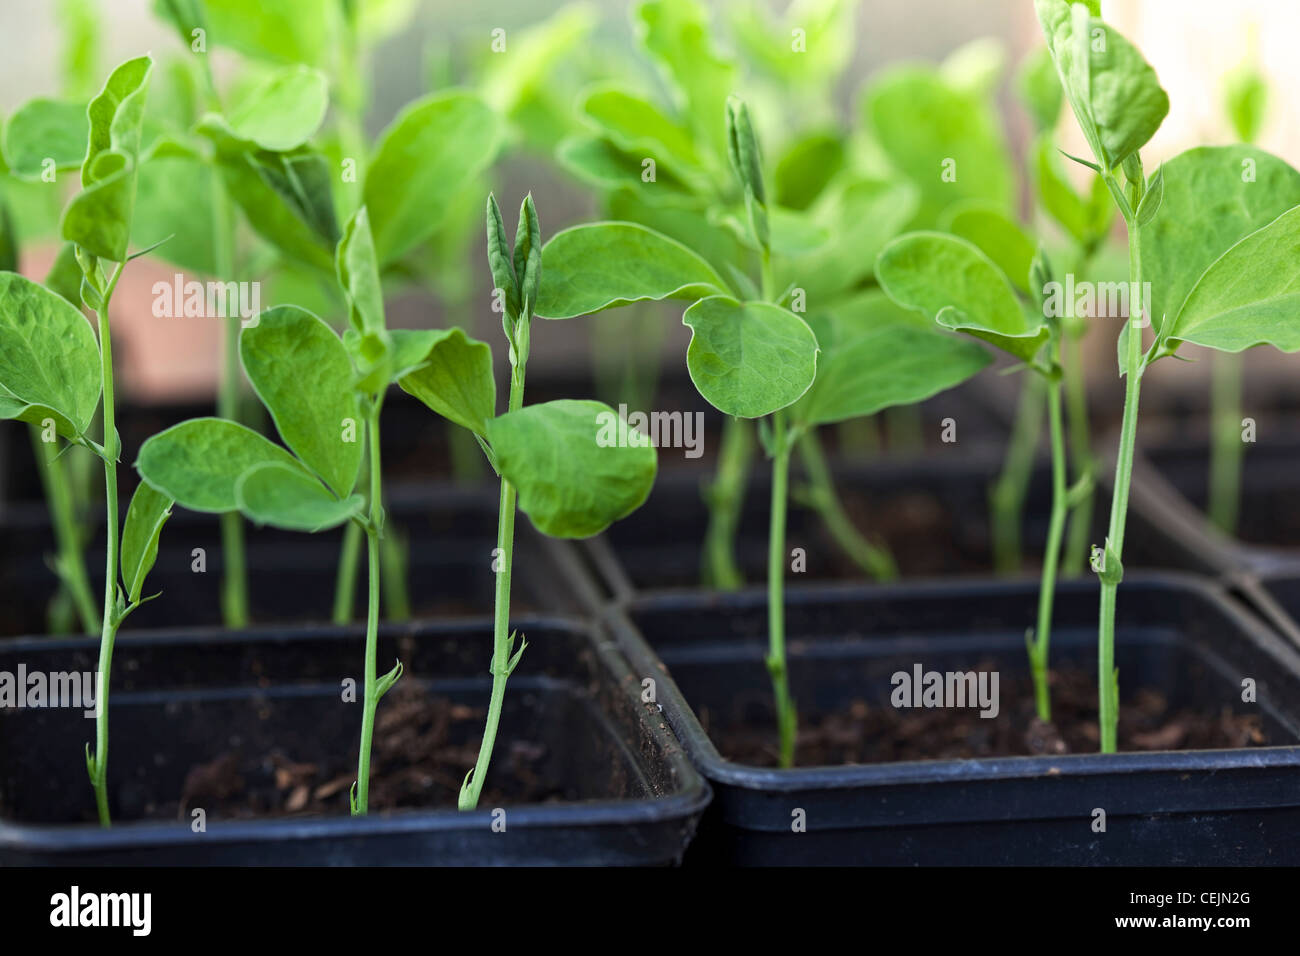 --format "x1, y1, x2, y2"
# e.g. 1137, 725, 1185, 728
702, 667, 1267, 768
151, 683, 558, 822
